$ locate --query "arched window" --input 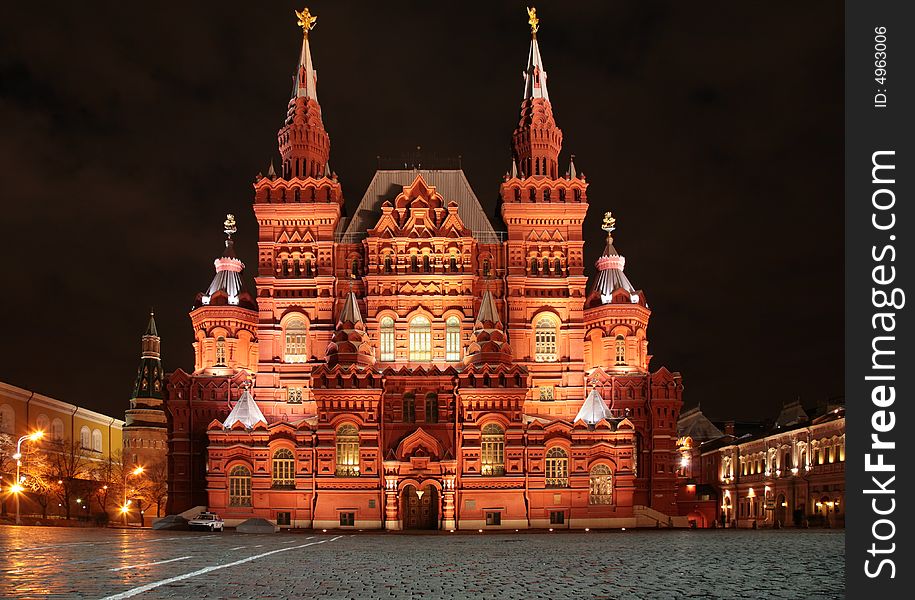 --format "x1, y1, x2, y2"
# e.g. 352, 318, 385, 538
615, 335, 626, 365
482, 259, 491, 277
589, 464, 613, 504
272, 449, 295, 487
79, 426, 91, 449
229, 465, 252, 506
481, 423, 505, 476
304, 258, 313, 277
425, 393, 439, 424
284, 317, 307, 363
411, 255, 418, 273
530, 258, 539, 274
542, 258, 550, 274
0, 404, 14, 434
422, 255, 431, 273
402, 393, 416, 423
535, 316, 558, 362
545, 447, 569, 487
449, 253, 458, 272
51, 418, 64, 441
336, 424, 360, 476
91, 429, 103, 452
445, 316, 461, 362
36, 413, 50, 435
554, 258, 562, 275
215, 336, 227, 366
543, 188, 551, 202
379, 317, 395, 362
559, 188, 566, 201
351, 258, 360, 278
409, 316, 431, 361
384, 255, 393, 274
